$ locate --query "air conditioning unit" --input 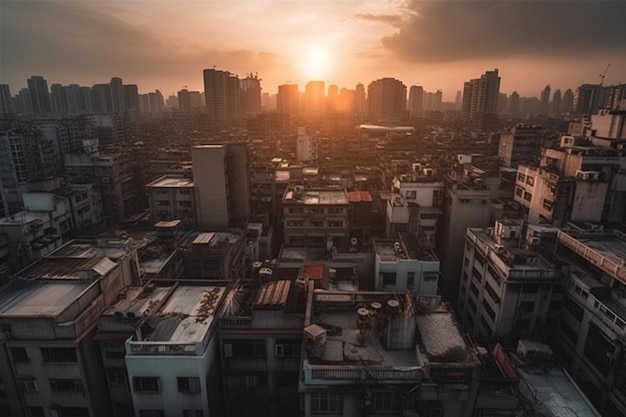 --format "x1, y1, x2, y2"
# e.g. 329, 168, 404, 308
575, 170, 598, 181
351, 237, 358, 246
